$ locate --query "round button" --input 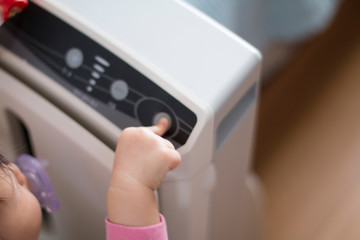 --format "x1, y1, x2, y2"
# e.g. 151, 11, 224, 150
110, 80, 129, 101
135, 98, 177, 137
65, 48, 84, 69
153, 112, 172, 130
